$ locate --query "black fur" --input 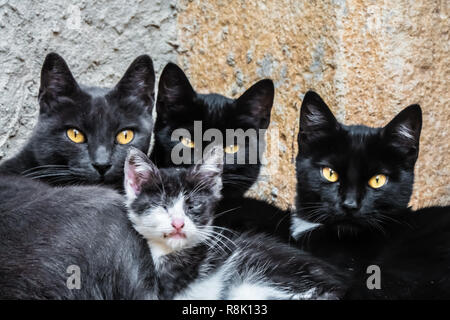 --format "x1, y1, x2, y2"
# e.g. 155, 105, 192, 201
157, 232, 346, 300
152, 63, 273, 198
346, 206, 450, 299
293, 90, 450, 299
296, 91, 421, 231
214, 196, 291, 241
0, 174, 156, 299
0, 53, 155, 188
